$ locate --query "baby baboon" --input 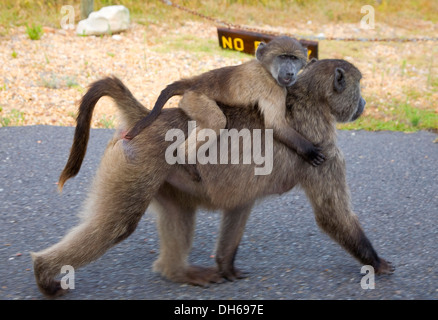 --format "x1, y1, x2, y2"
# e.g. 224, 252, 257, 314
32, 59, 393, 297
125, 36, 325, 167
